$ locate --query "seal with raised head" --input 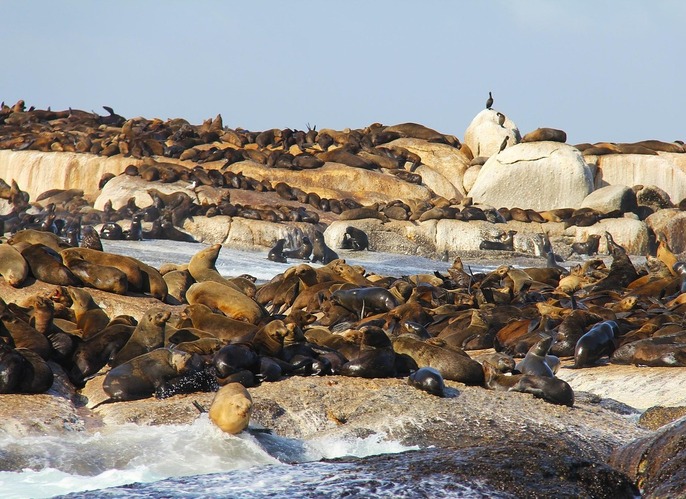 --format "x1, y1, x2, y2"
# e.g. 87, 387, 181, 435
568, 234, 601, 257
515, 336, 554, 377
268, 239, 288, 263
110, 308, 172, 367
311, 230, 339, 264
63, 287, 110, 339
574, 320, 618, 368
283, 236, 313, 260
